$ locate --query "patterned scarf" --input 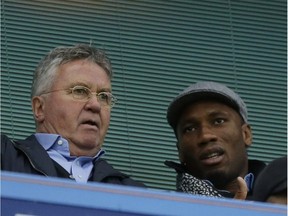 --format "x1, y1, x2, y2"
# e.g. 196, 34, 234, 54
165, 160, 233, 198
